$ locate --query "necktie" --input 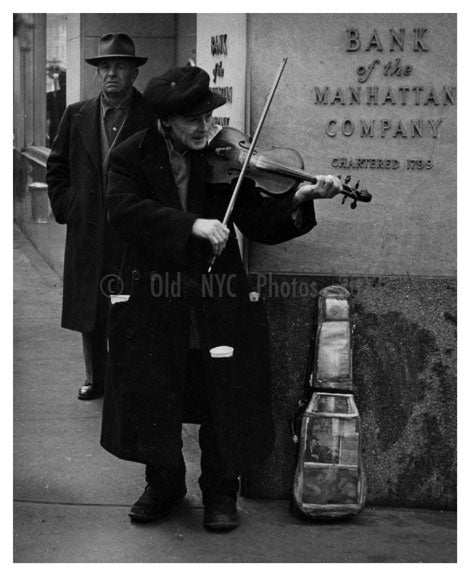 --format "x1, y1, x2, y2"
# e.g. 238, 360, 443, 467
104, 107, 120, 145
